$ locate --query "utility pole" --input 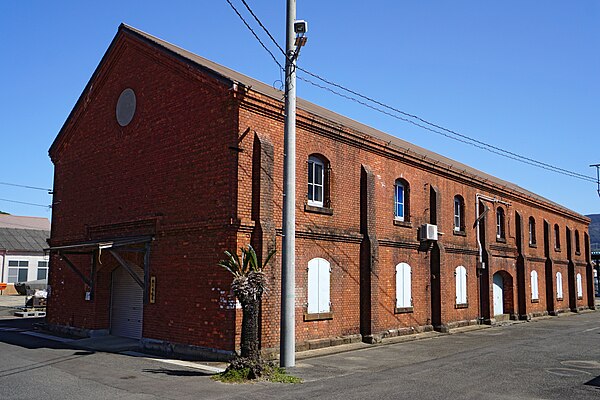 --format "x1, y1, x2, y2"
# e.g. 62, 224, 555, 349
591, 164, 600, 198
281, 0, 297, 368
